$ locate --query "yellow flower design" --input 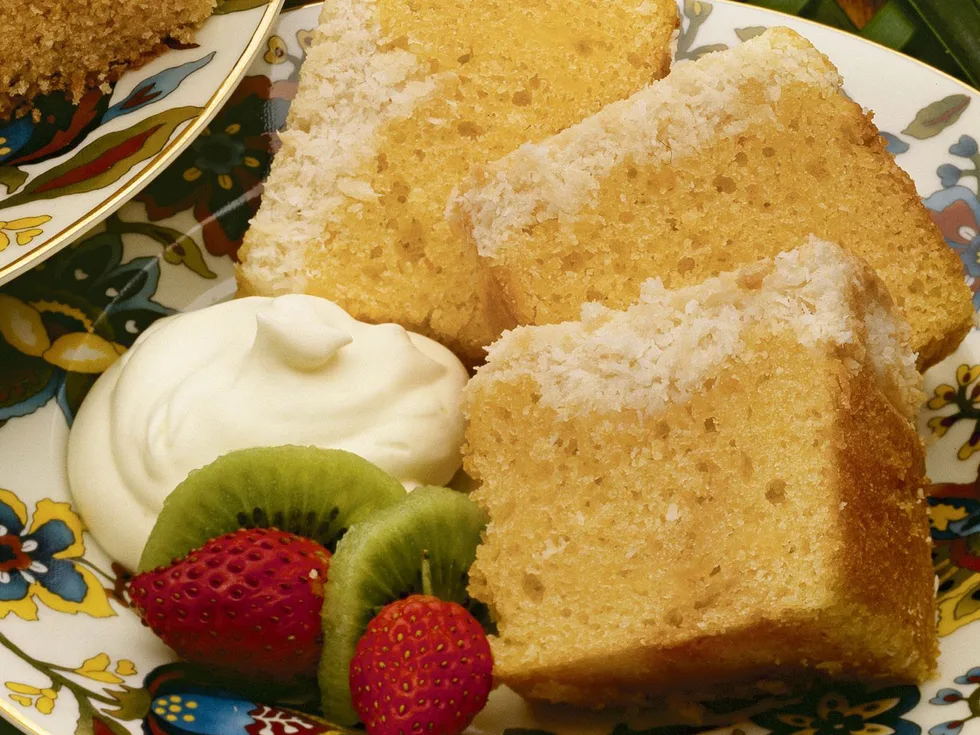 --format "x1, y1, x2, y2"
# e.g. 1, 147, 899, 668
929, 384, 960, 410
296, 28, 316, 54
0, 294, 125, 374
925, 363, 980, 460
958, 364, 980, 387
0, 488, 115, 621
263, 35, 288, 64
0, 216, 52, 252
959, 439, 980, 461
75, 654, 125, 684
2, 653, 137, 723
153, 695, 200, 725
929, 414, 954, 438
6, 682, 58, 715
931, 503, 970, 532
